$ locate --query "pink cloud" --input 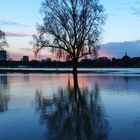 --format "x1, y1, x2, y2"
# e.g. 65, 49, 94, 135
8, 52, 23, 60
8, 51, 56, 61
8, 52, 36, 61
5, 32, 35, 37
